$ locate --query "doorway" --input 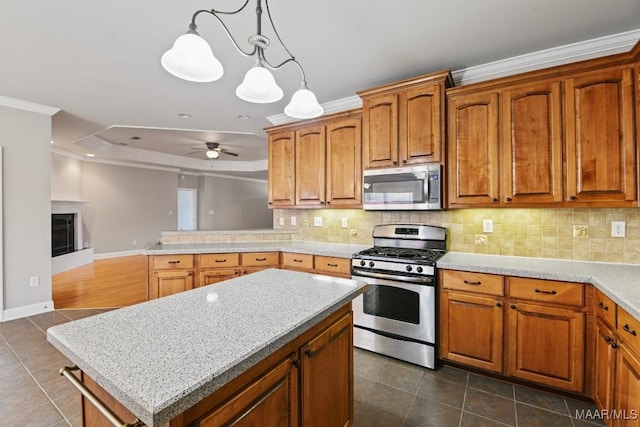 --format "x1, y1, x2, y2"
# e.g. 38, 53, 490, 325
177, 188, 197, 231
